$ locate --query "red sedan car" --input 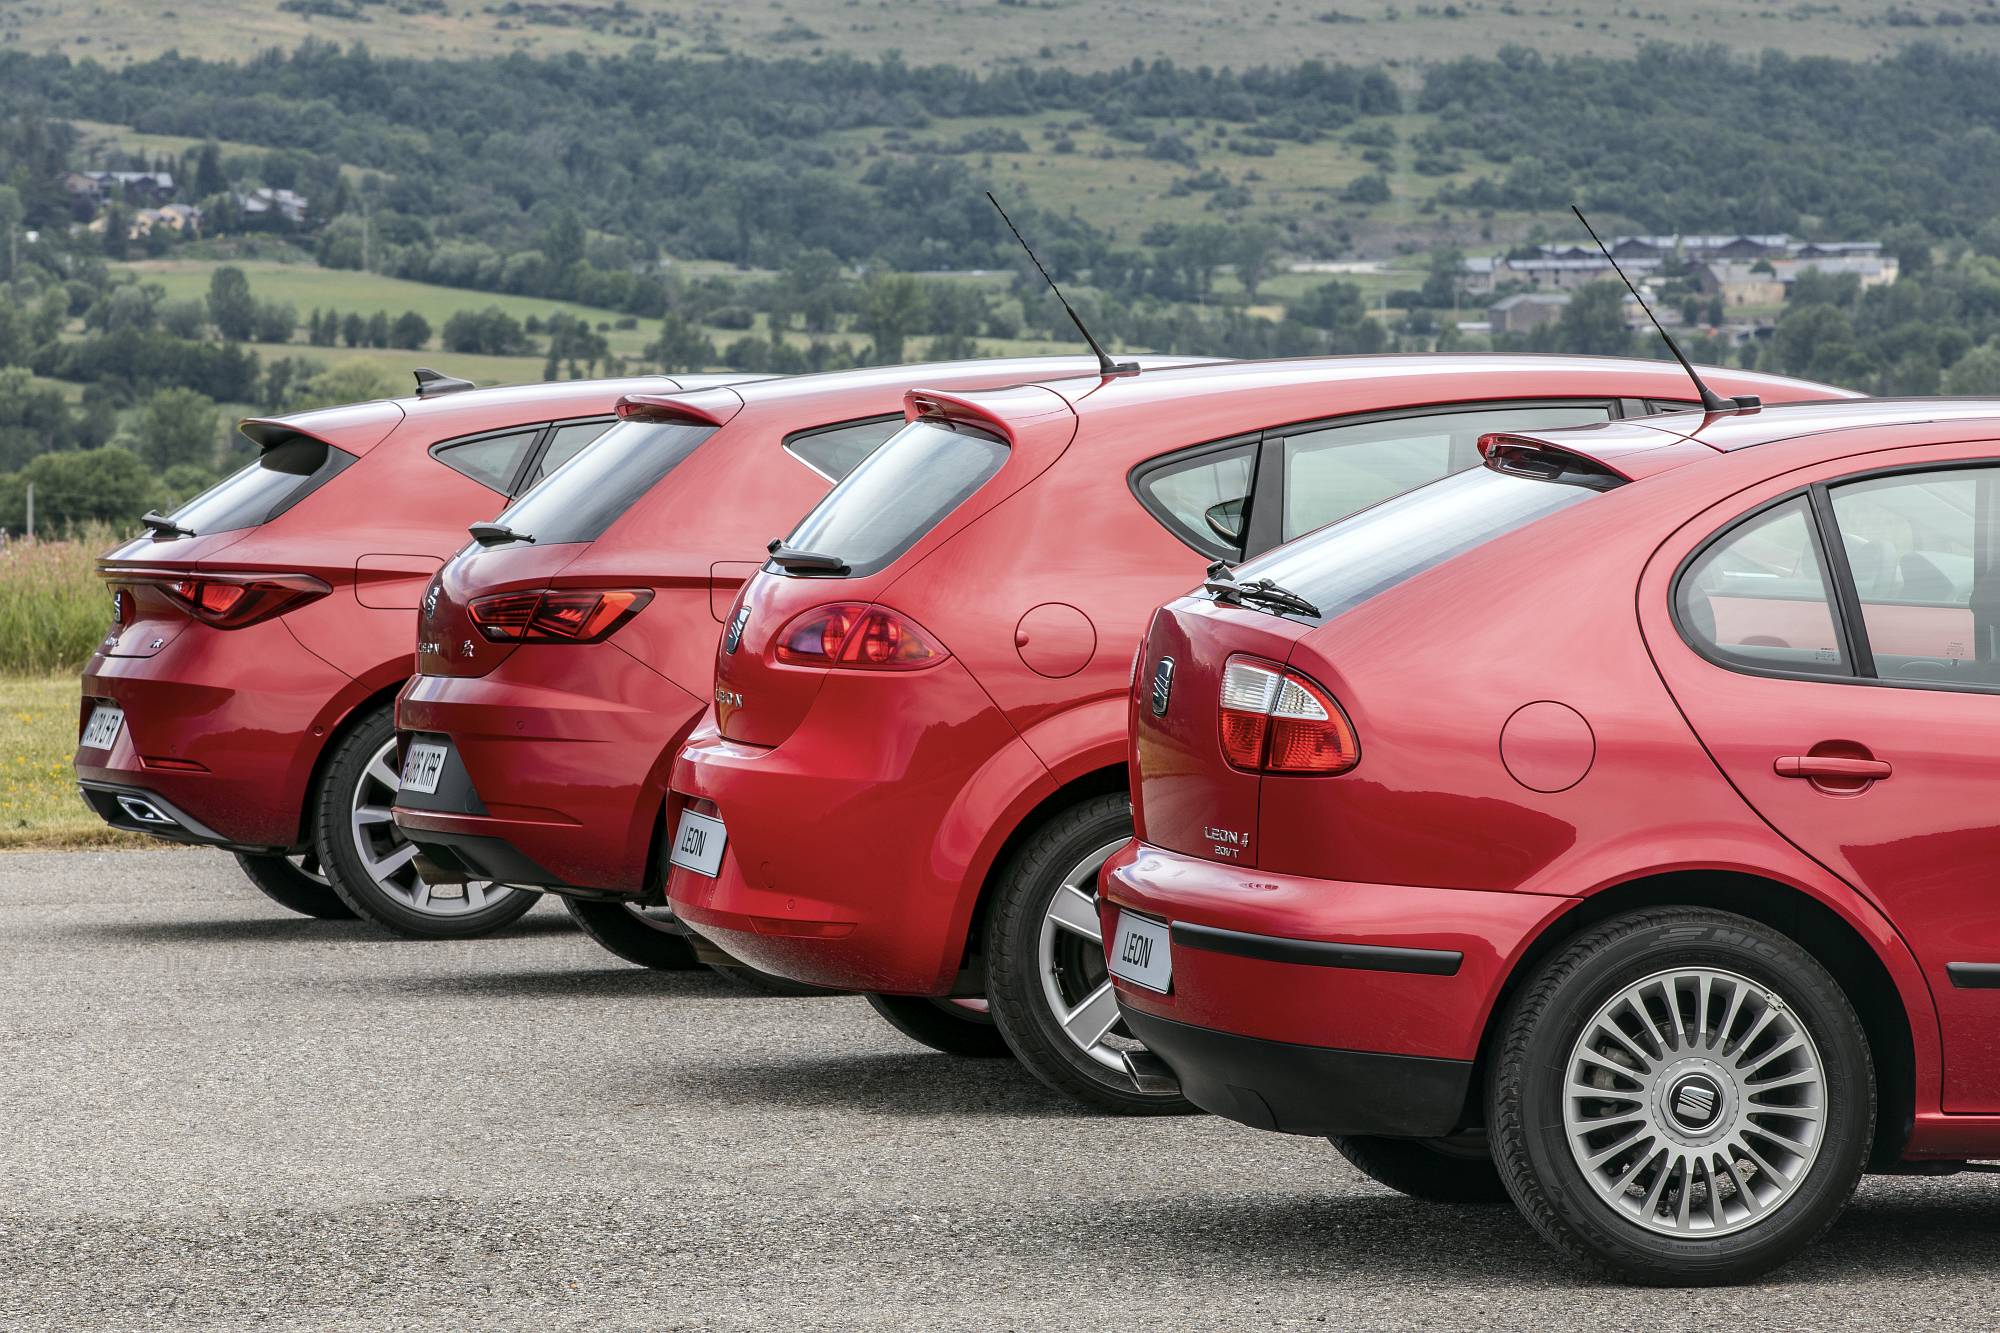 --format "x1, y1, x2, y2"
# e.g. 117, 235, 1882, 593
666, 356, 1849, 1113
76, 371, 745, 937
389, 357, 1163, 971
1105, 397, 2000, 1283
